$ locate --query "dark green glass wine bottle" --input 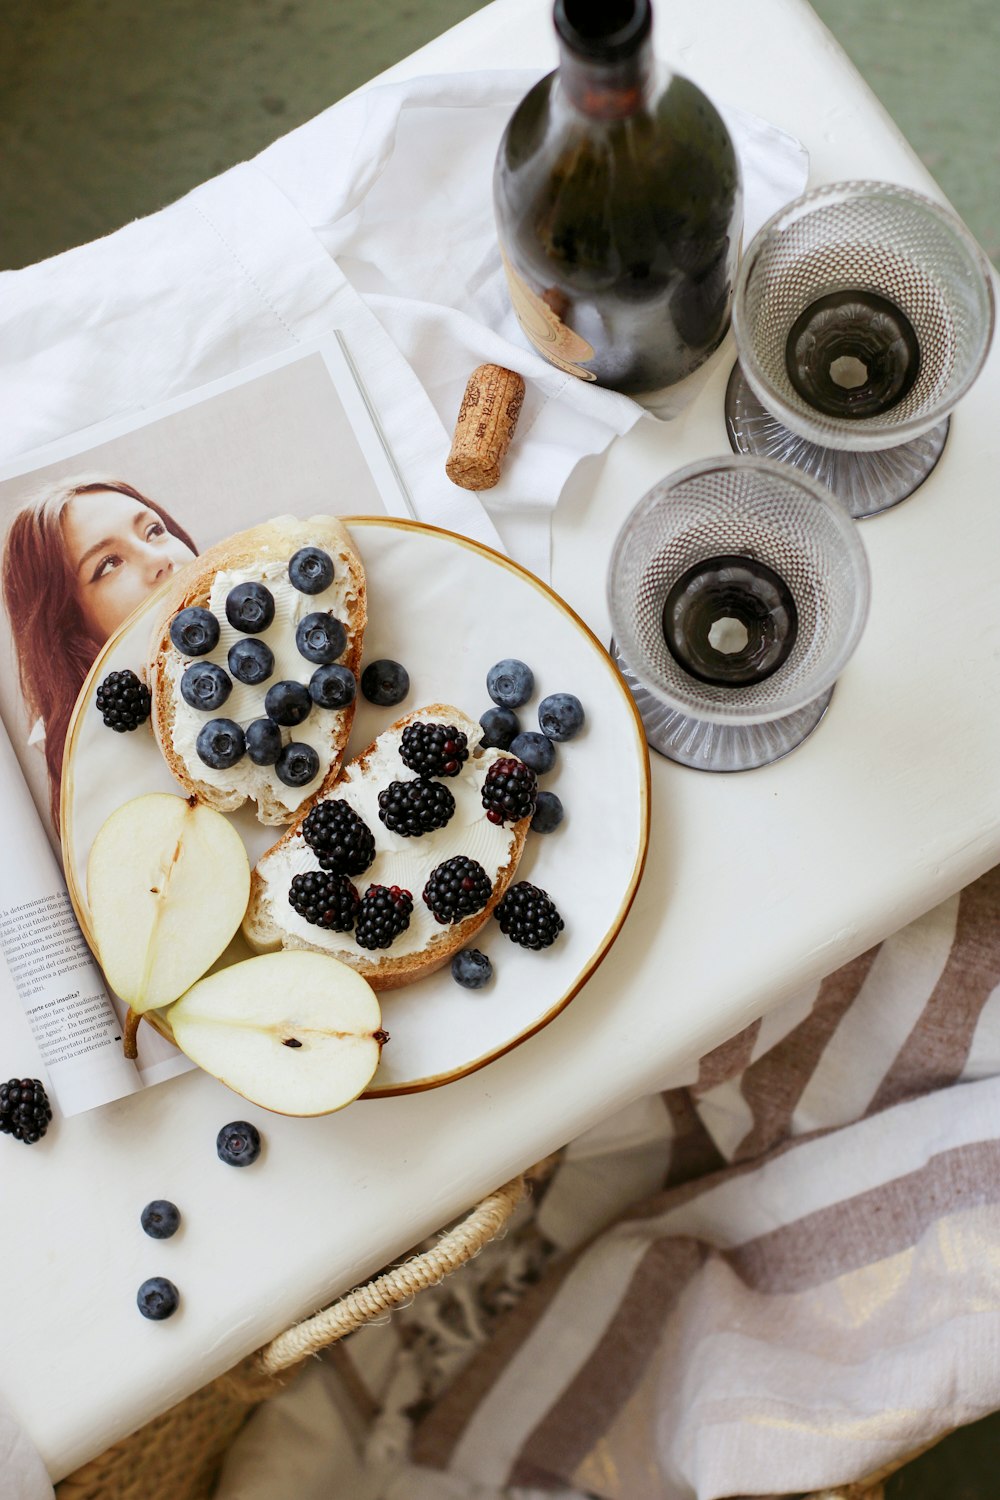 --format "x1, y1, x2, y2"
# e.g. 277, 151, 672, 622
493, 0, 743, 395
